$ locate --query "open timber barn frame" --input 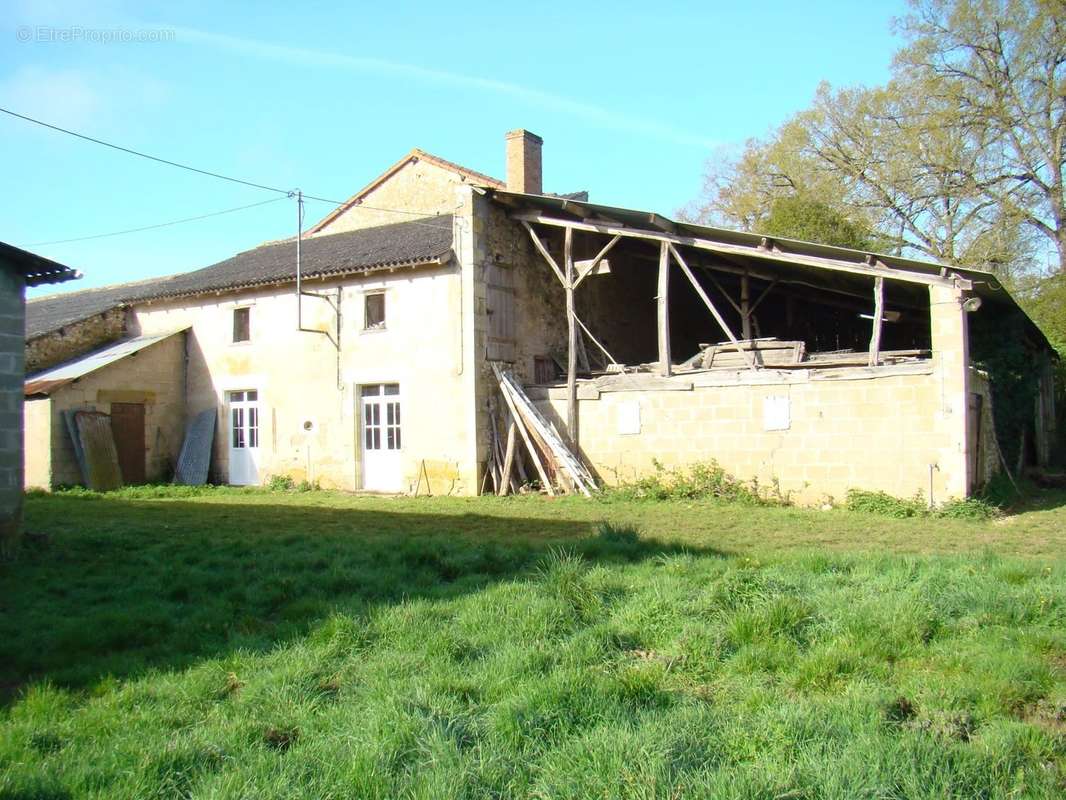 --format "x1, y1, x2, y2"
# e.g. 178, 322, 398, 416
485, 190, 1057, 505
22, 129, 1055, 503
